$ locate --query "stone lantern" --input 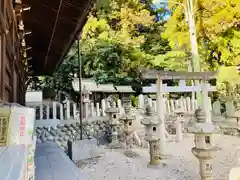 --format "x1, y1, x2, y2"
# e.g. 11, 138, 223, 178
105, 97, 120, 146
119, 98, 136, 148
189, 108, 221, 180
174, 105, 185, 142
82, 85, 91, 119
141, 105, 163, 167
229, 158, 240, 180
